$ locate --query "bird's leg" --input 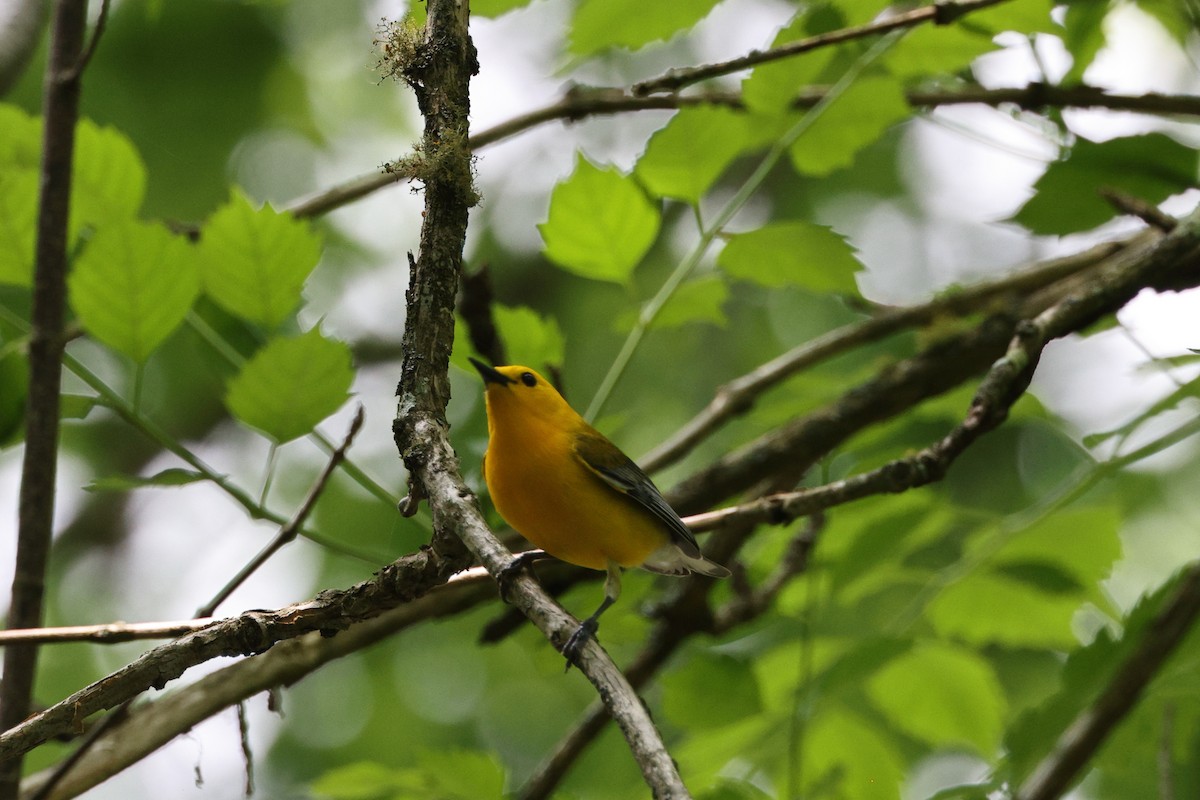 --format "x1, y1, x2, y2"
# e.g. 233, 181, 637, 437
496, 549, 552, 603
562, 561, 622, 667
